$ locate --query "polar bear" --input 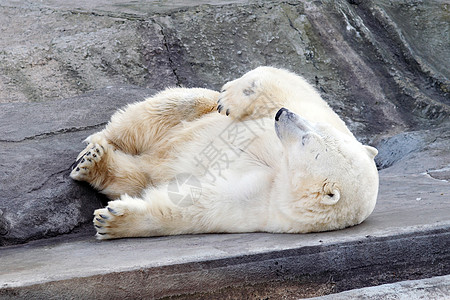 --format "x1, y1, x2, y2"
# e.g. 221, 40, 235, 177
70, 66, 379, 239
